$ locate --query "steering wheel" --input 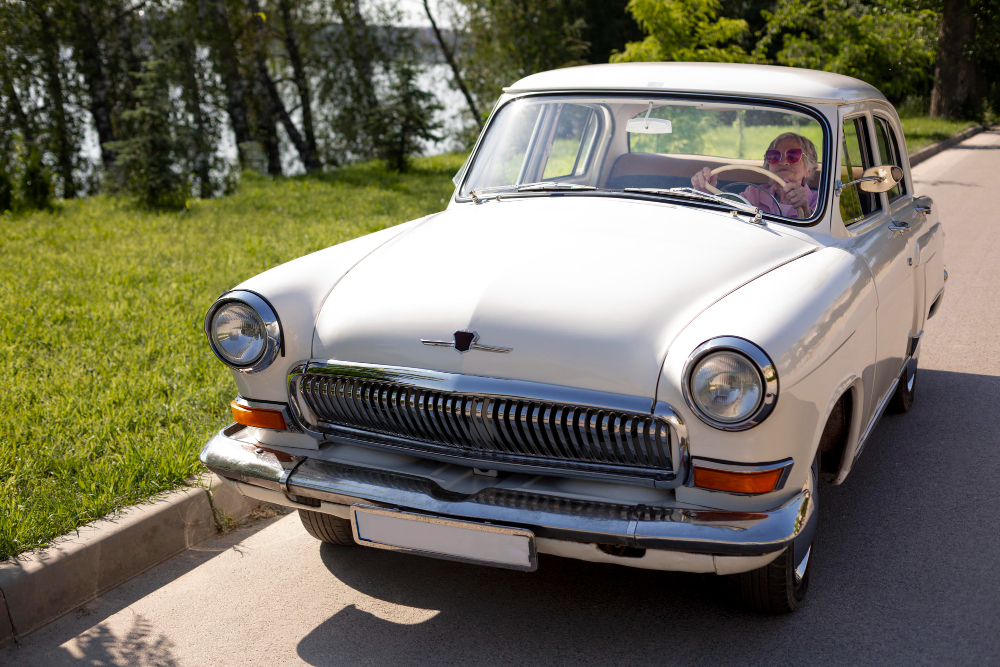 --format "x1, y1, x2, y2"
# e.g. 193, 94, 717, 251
720, 181, 782, 214
704, 164, 809, 219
